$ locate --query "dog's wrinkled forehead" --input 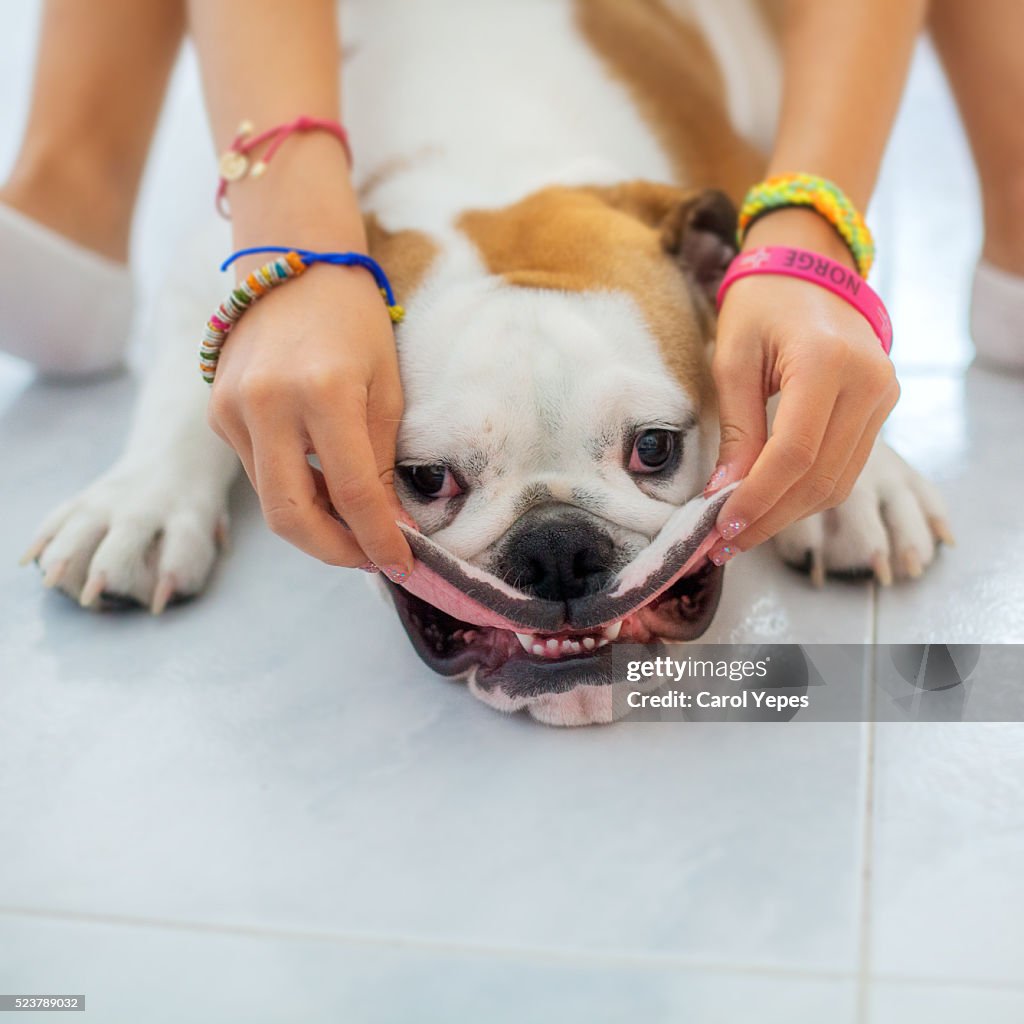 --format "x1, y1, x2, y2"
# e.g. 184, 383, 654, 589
399, 282, 691, 464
